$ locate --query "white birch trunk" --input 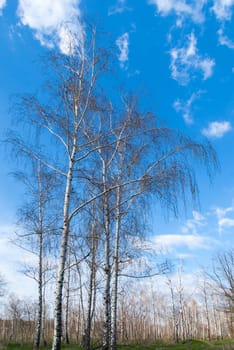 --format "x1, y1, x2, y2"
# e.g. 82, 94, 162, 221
34, 162, 44, 350
33, 226, 43, 350
111, 185, 121, 350
102, 162, 112, 350
83, 216, 97, 350
65, 251, 71, 344
52, 139, 77, 350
